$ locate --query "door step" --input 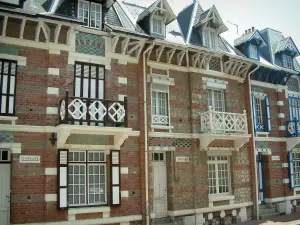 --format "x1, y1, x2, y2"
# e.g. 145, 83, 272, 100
154, 218, 170, 225
259, 212, 281, 220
